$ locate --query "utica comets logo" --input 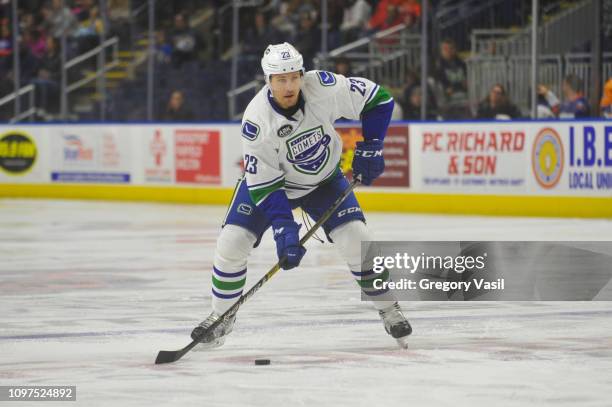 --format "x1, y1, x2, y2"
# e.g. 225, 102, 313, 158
285, 126, 331, 174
